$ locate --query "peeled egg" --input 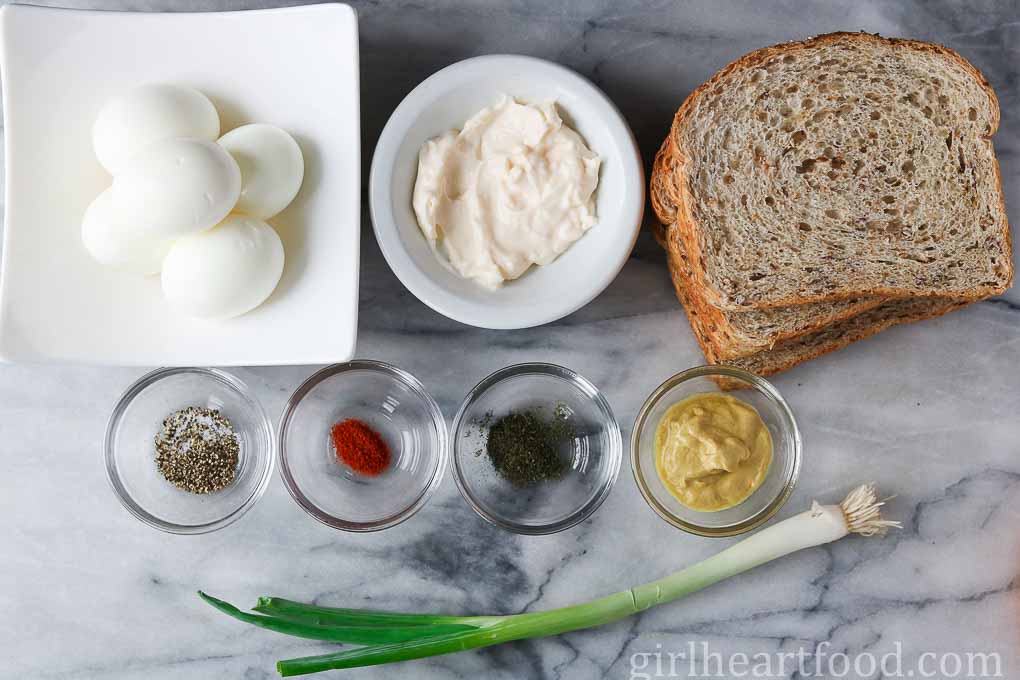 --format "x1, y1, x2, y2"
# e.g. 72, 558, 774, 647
112, 138, 241, 239
218, 124, 304, 219
81, 188, 172, 275
93, 84, 219, 175
161, 215, 284, 319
